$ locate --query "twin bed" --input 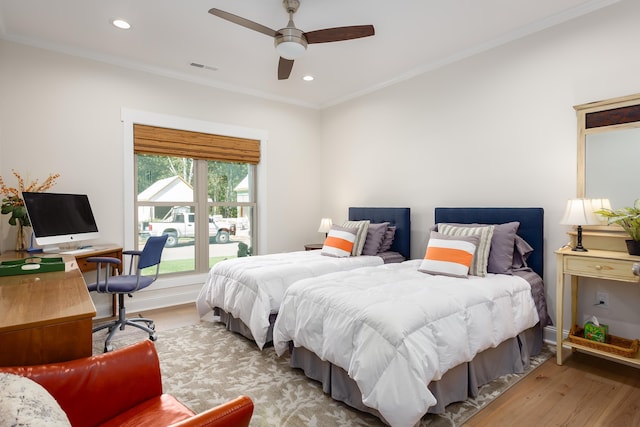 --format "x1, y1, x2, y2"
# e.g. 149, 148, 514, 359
196, 207, 411, 349
196, 207, 550, 427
